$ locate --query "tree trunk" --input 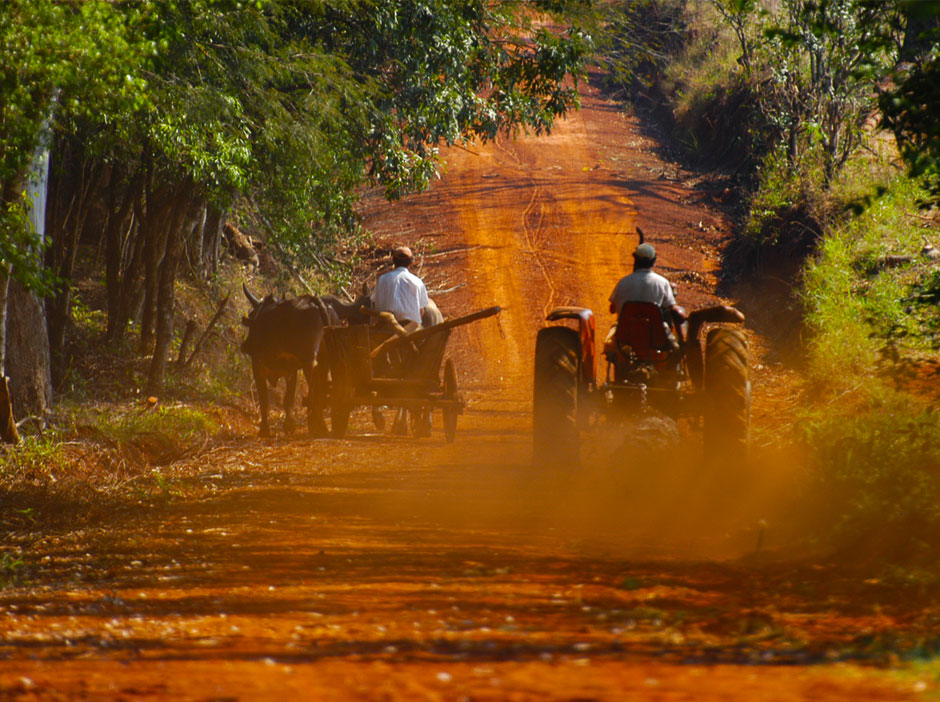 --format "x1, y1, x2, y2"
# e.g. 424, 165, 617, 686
187, 203, 207, 278
104, 173, 140, 340
46, 160, 108, 382
0, 267, 18, 444
176, 319, 198, 365
139, 190, 173, 355
203, 206, 225, 278
110, 190, 147, 341
7, 280, 53, 420
147, 186, 196, 391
